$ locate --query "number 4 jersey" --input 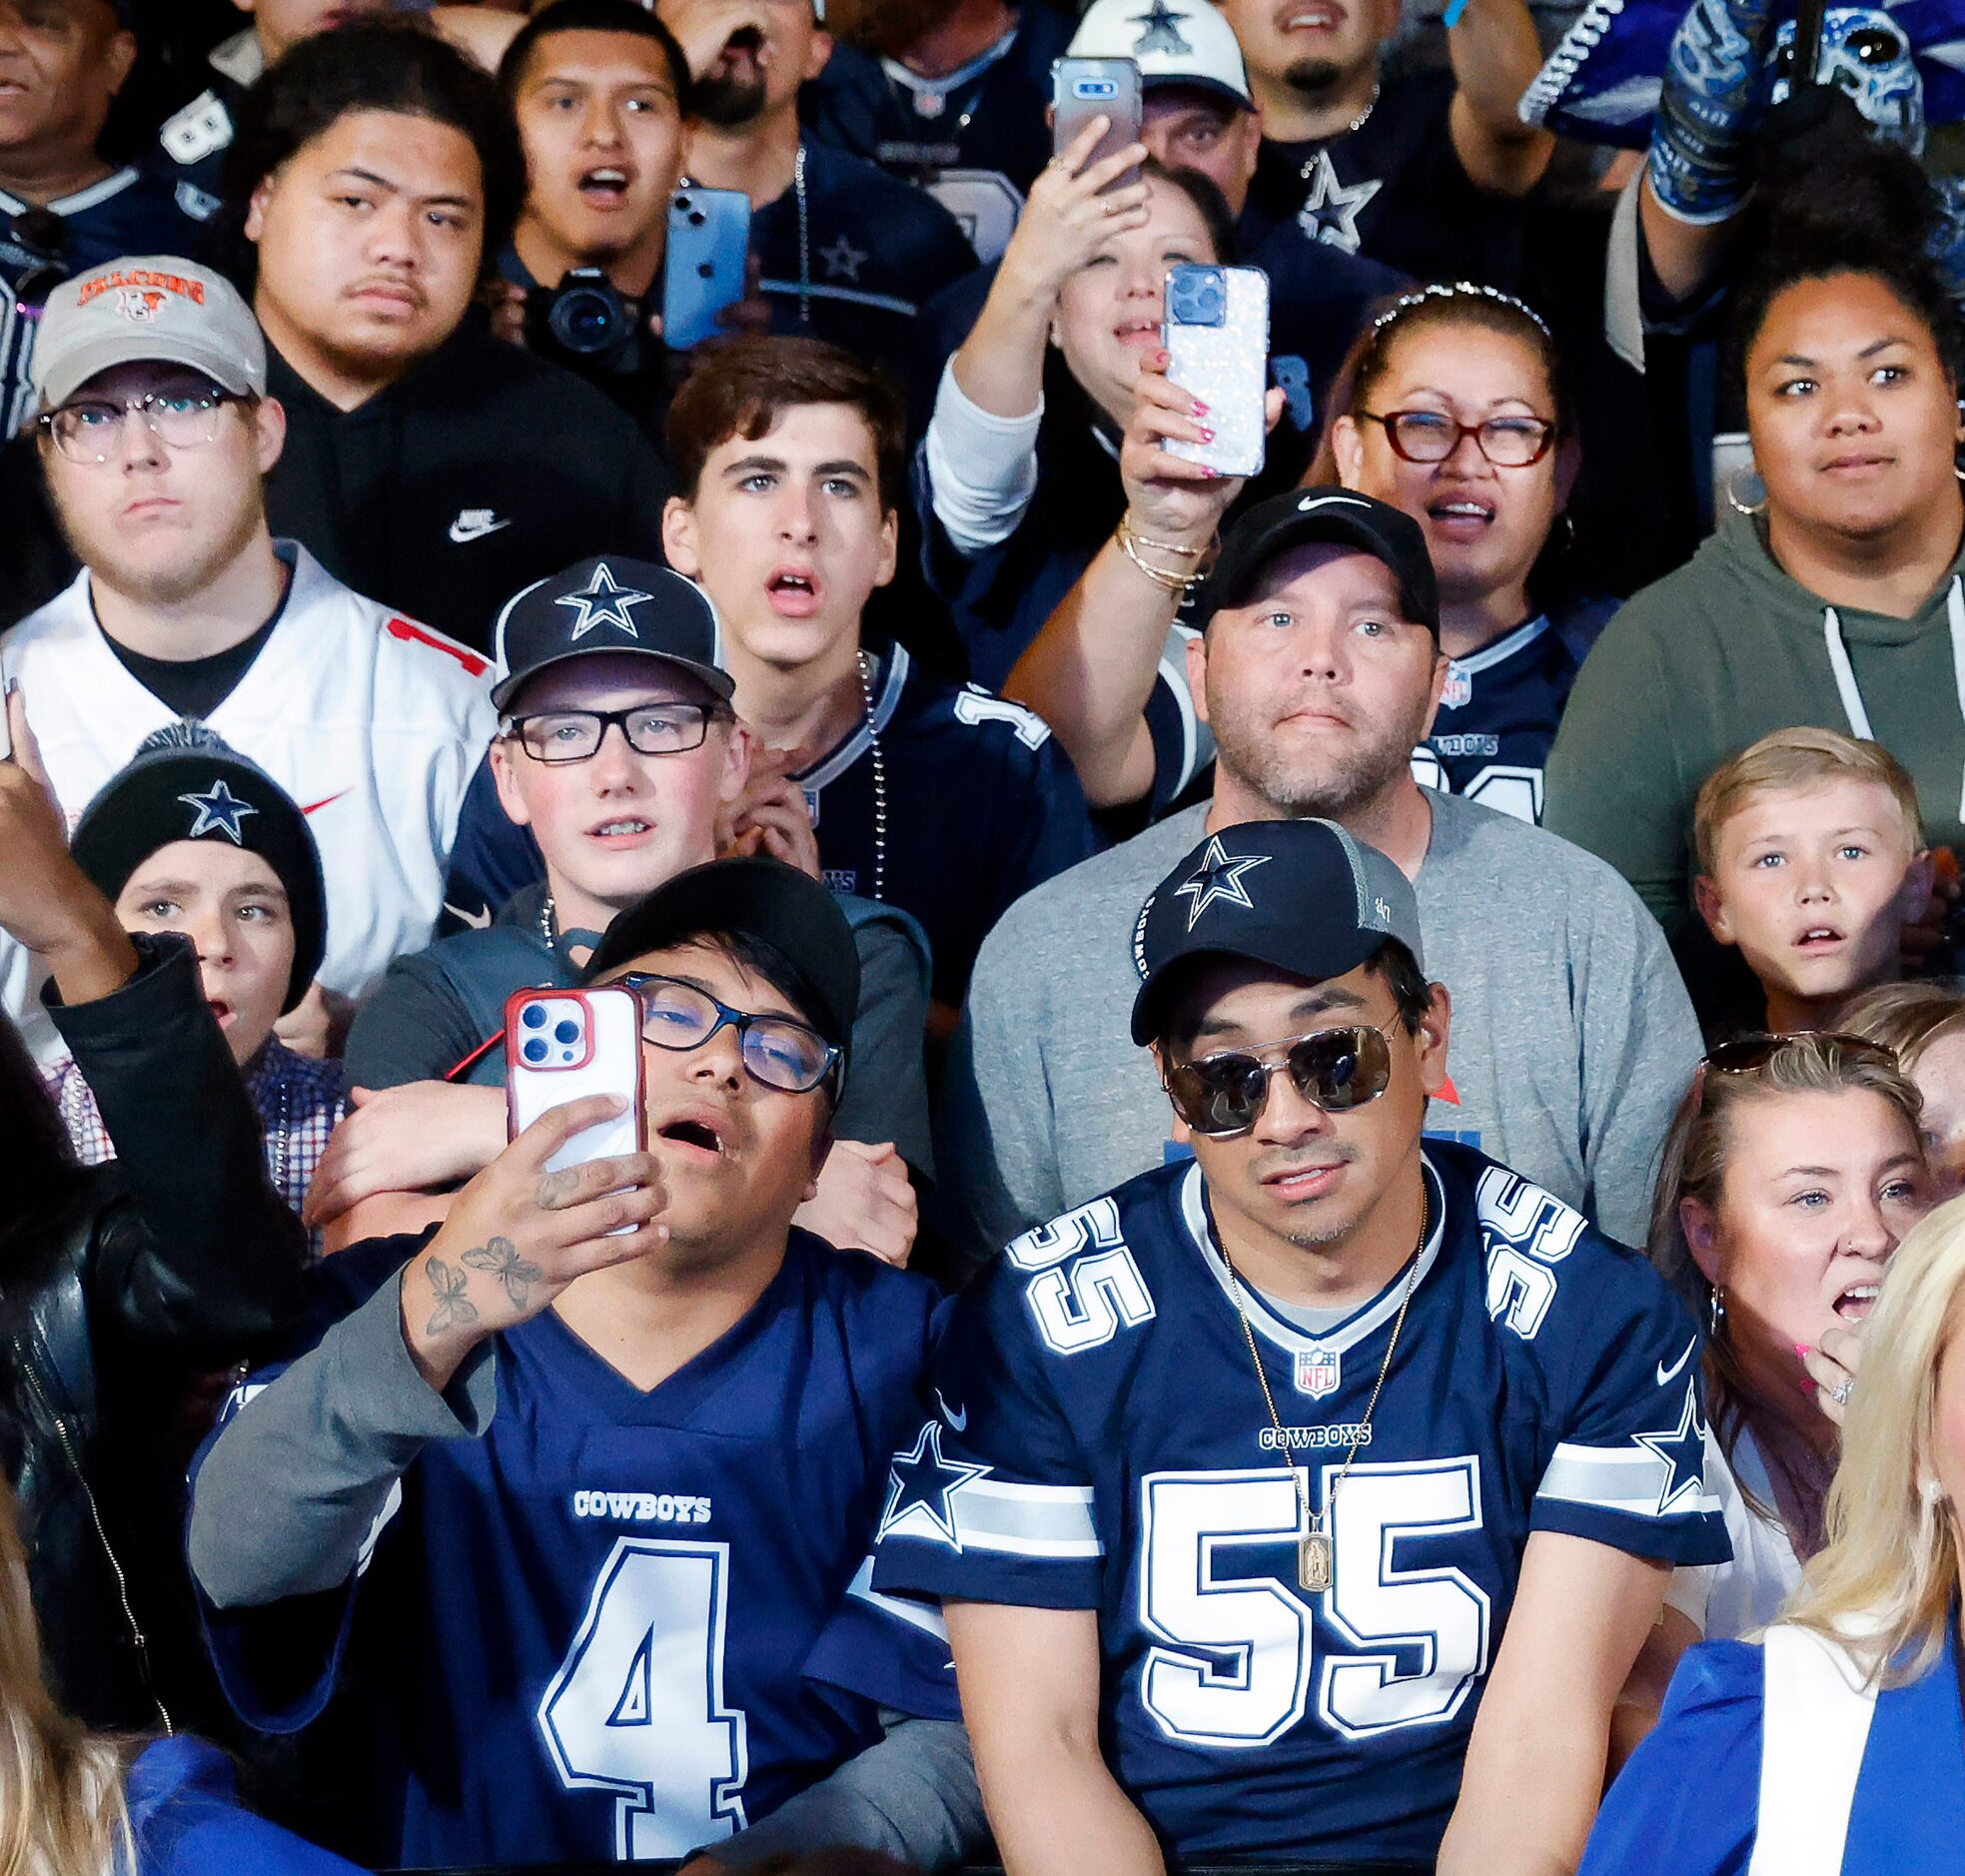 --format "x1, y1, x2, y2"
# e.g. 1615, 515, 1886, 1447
194, 1233, 957, 1869
872, 1141, 1728, 1864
